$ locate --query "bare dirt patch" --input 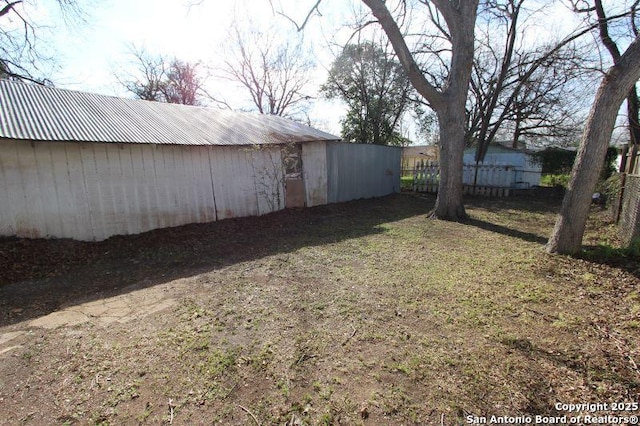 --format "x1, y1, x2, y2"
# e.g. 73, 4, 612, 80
0, 195, 638, 425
